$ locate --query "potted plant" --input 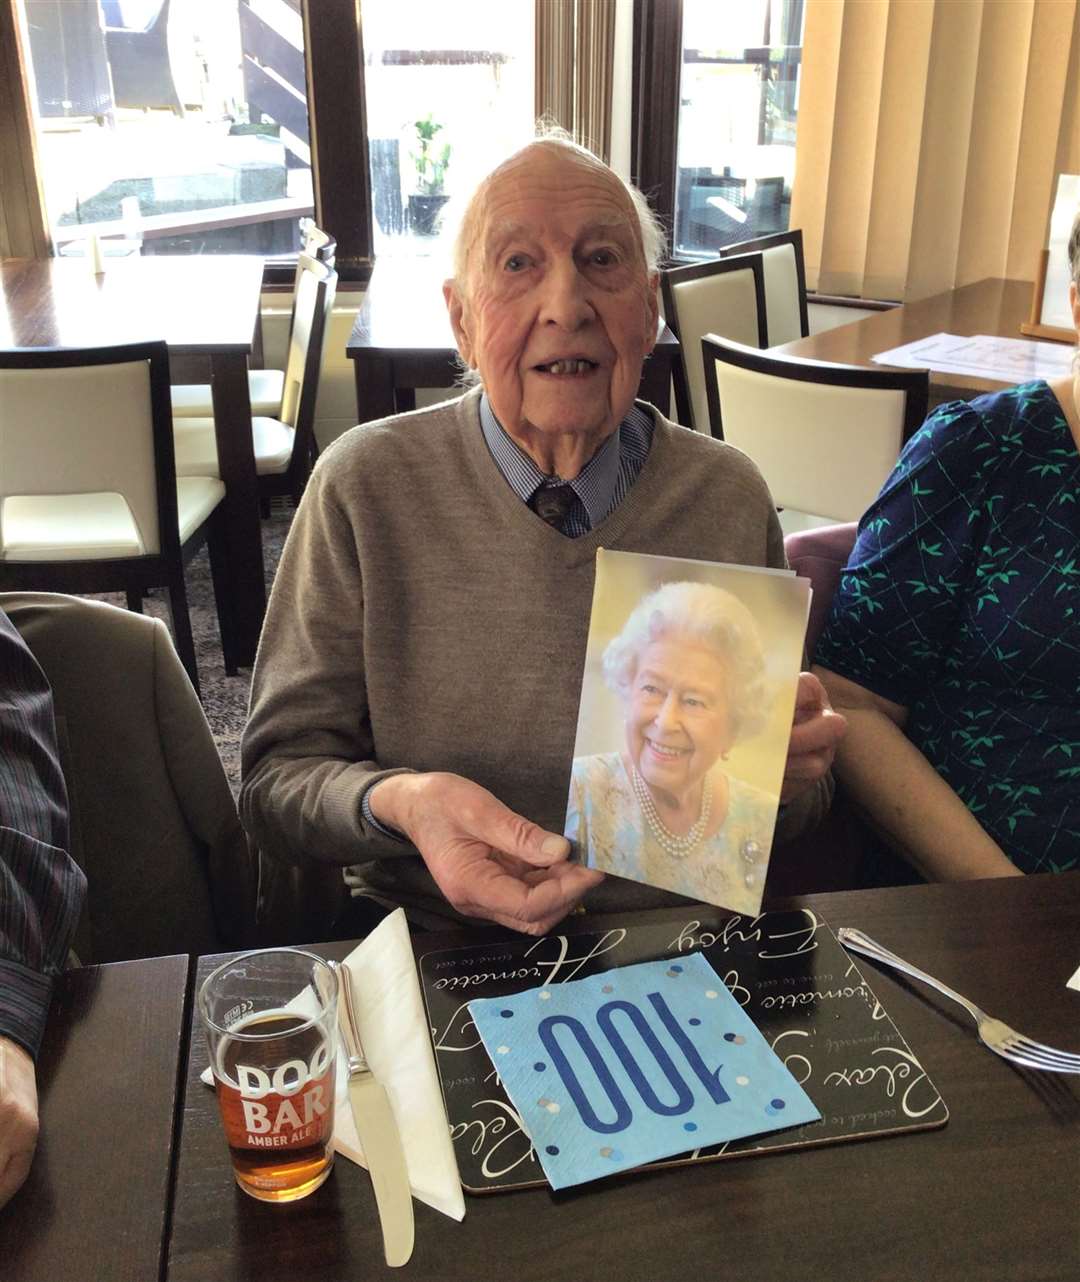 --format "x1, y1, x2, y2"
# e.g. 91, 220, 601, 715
407, 113, 451, 235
